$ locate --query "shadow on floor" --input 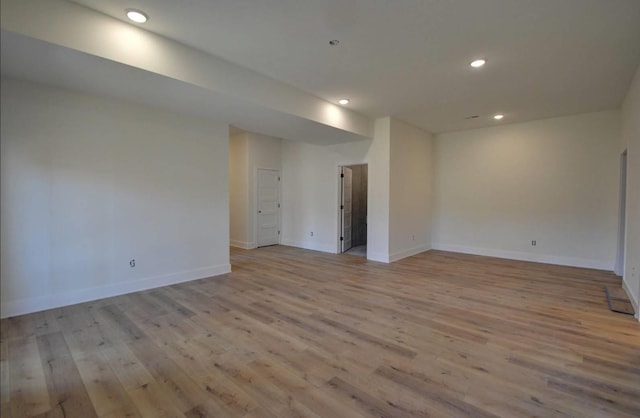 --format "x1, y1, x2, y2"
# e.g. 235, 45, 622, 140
345, 245, 366, 257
